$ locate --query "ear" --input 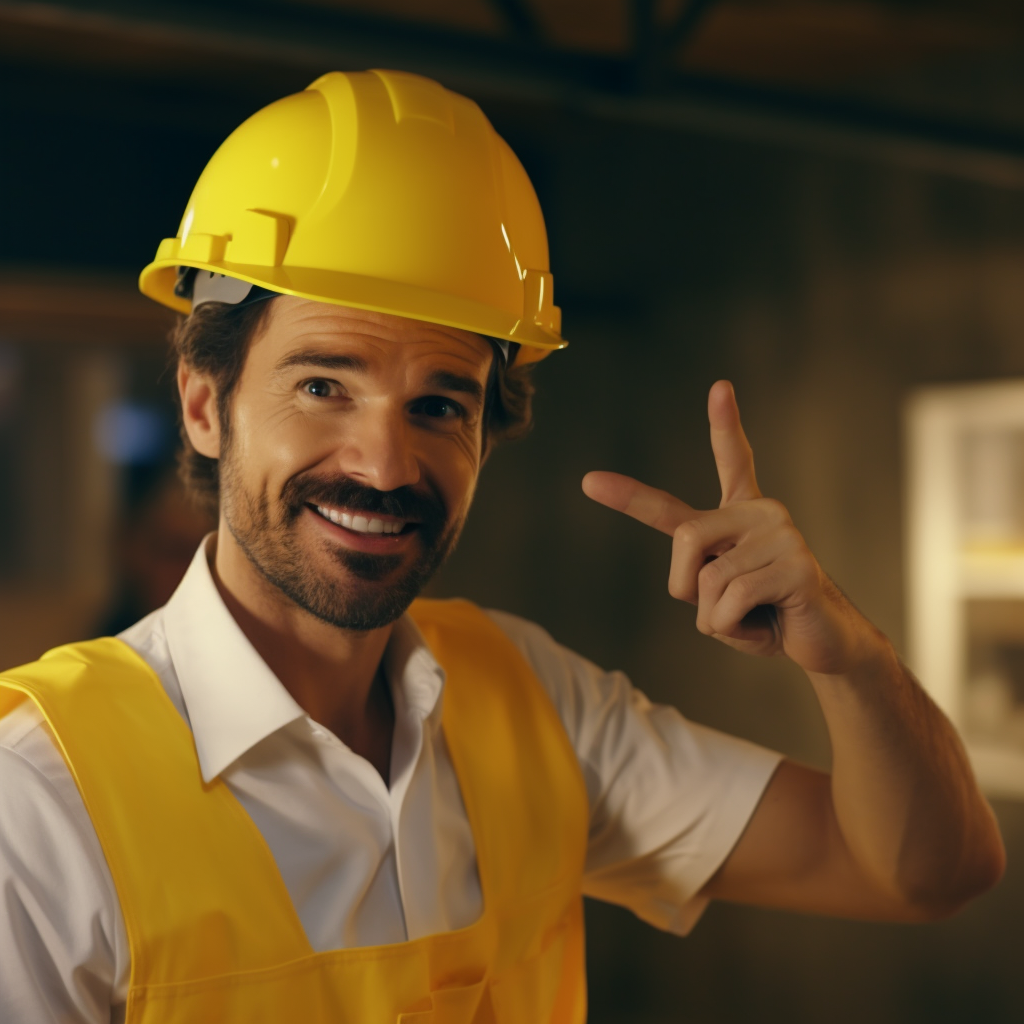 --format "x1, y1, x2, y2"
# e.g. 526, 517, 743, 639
178, 360, 221, 459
